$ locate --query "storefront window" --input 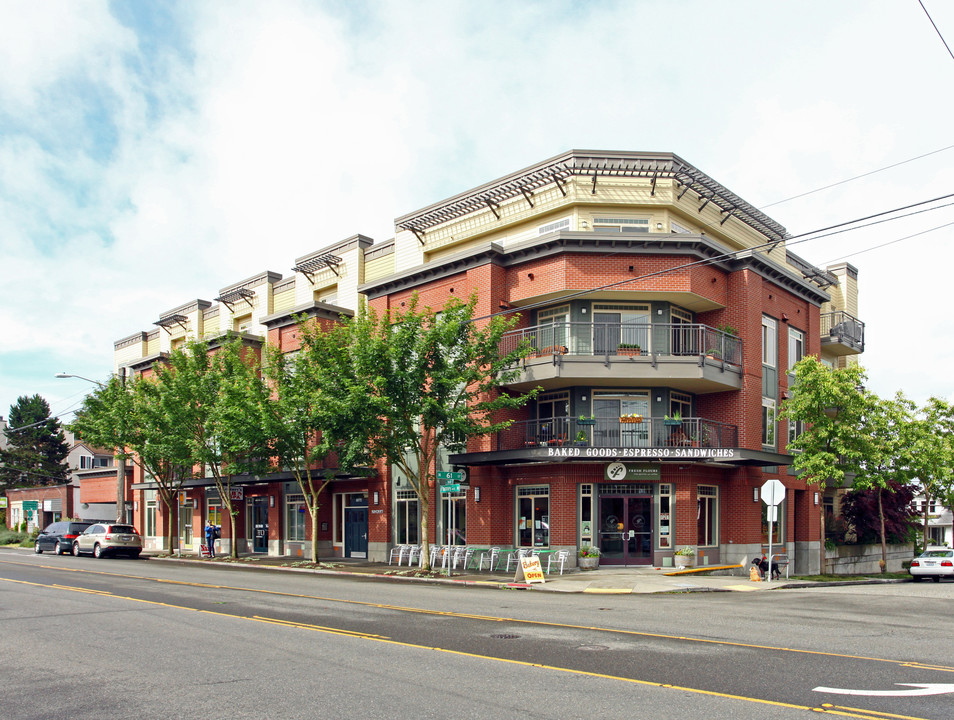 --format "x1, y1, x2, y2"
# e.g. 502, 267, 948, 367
579, 484, 593, 545
285, 493, 306, 541
517, 486, 549, 548
658, 484, 672, 548
395, 490, 419, 544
